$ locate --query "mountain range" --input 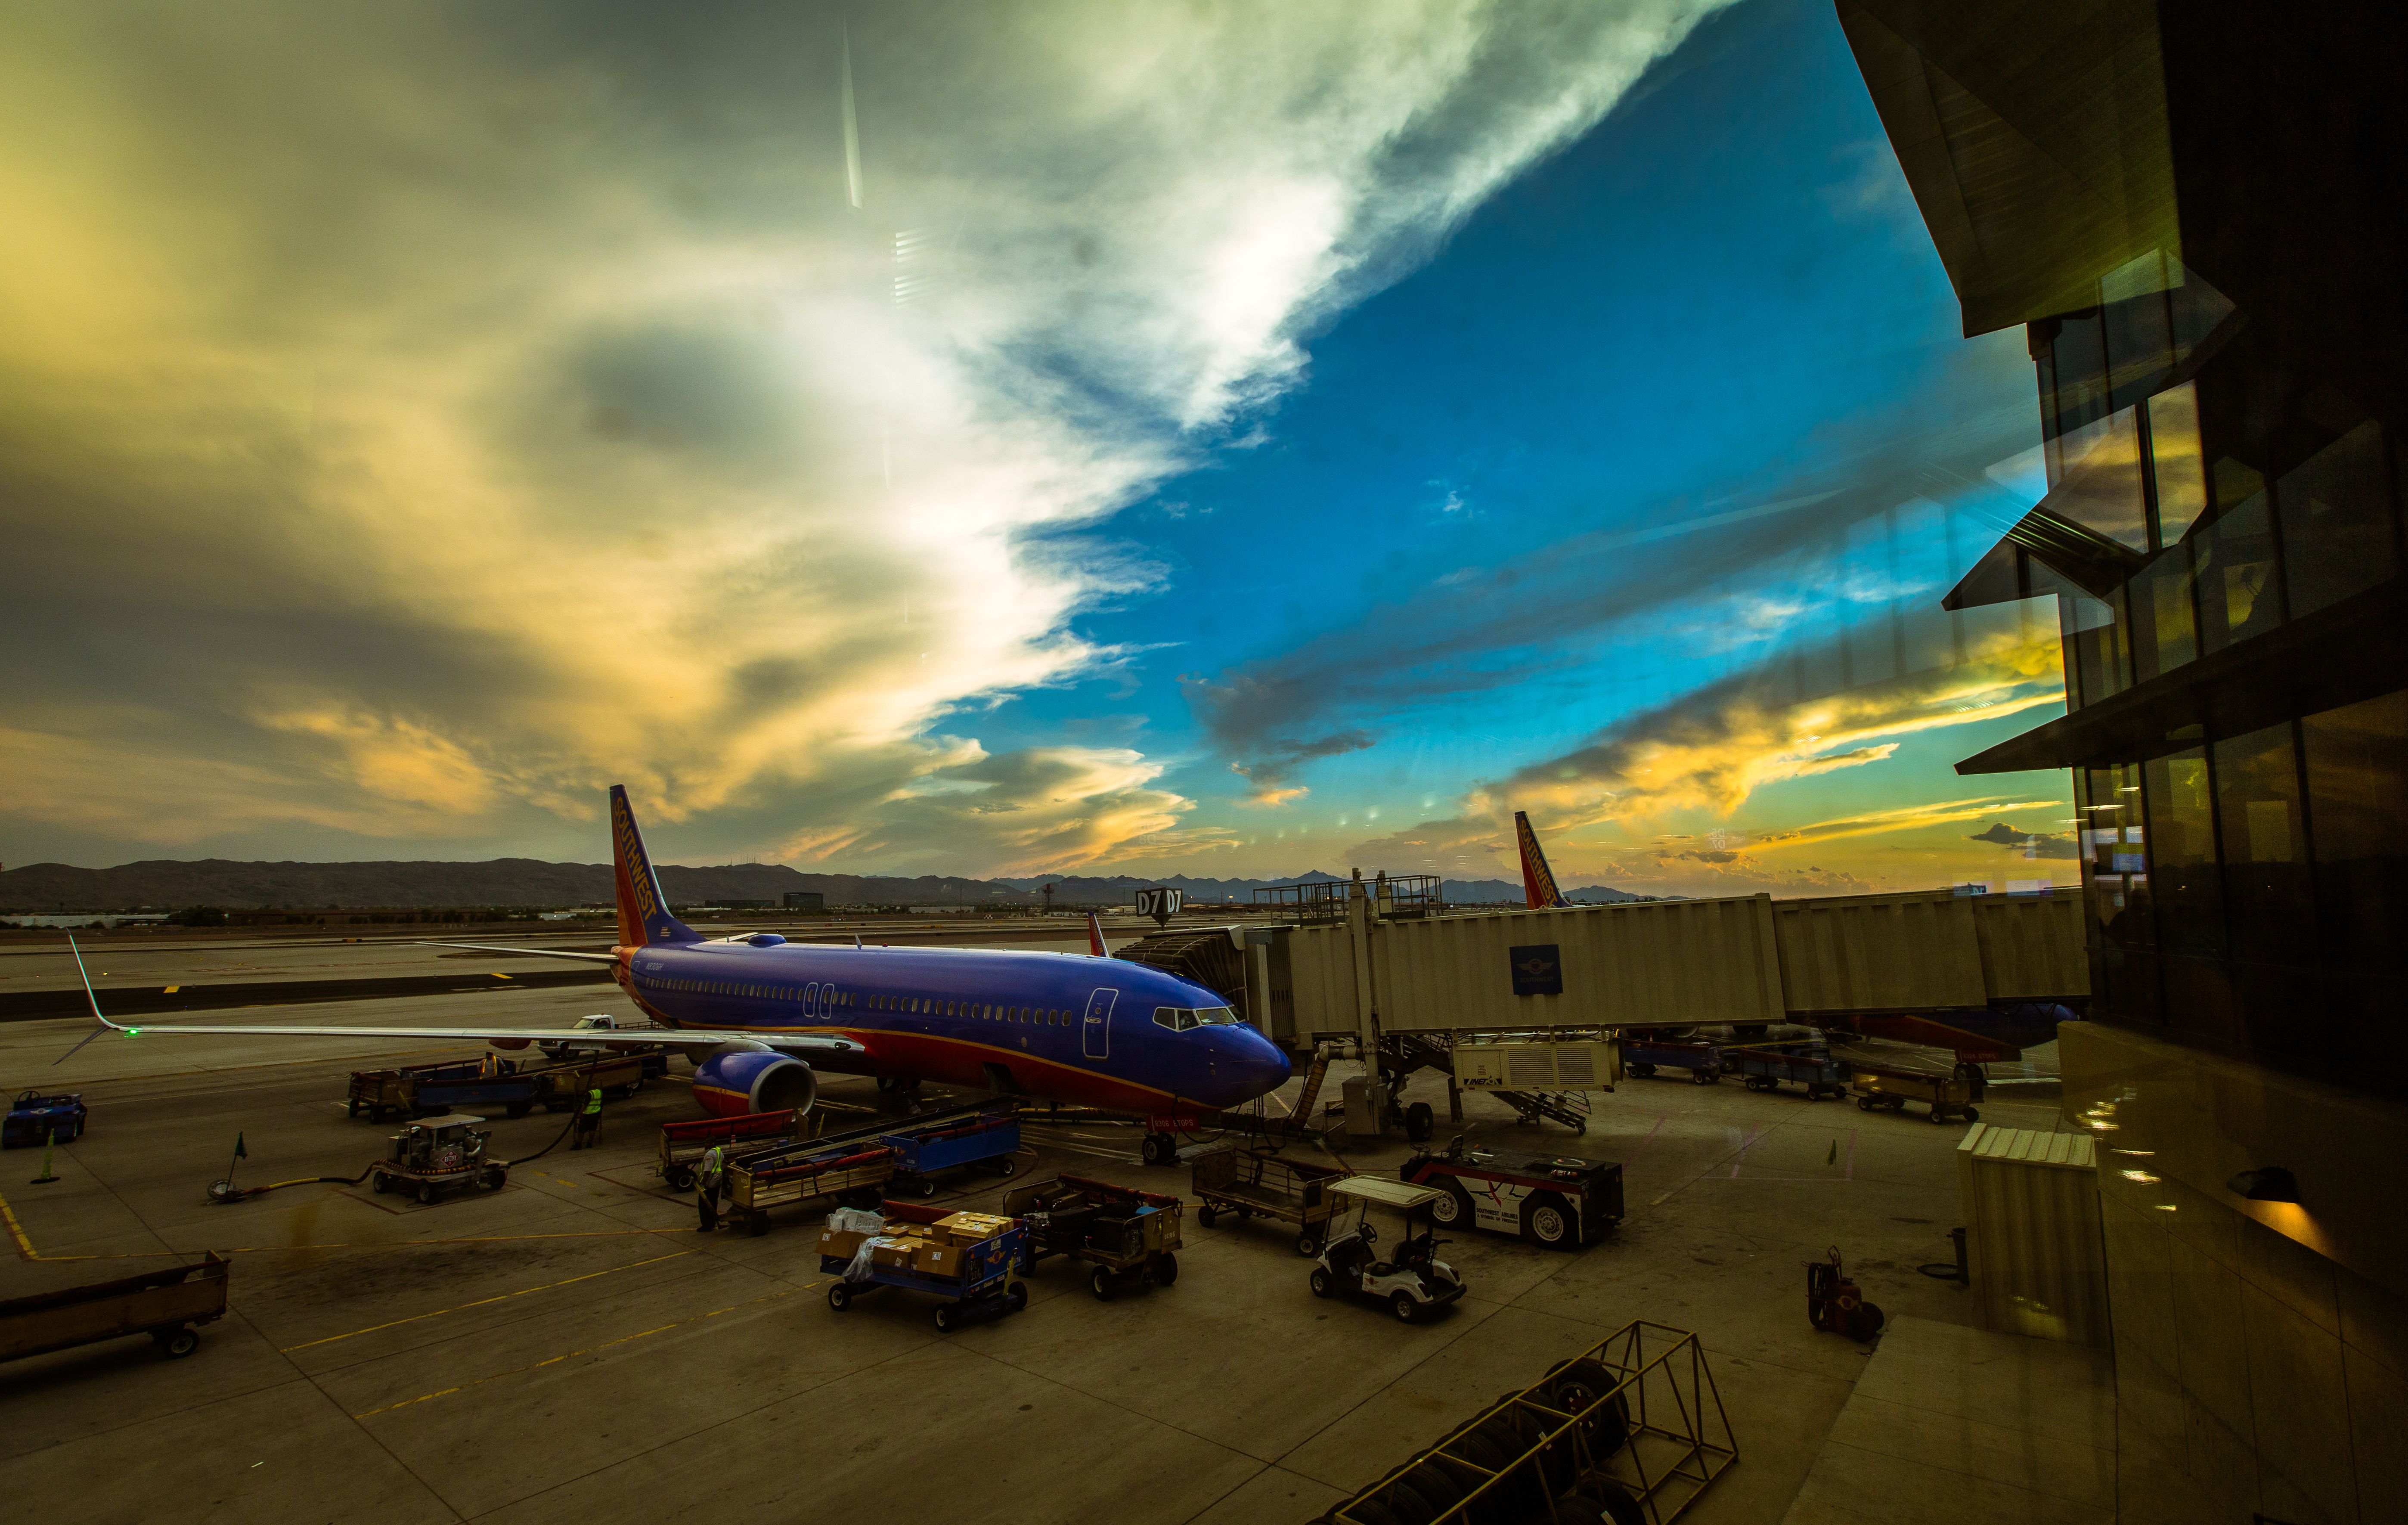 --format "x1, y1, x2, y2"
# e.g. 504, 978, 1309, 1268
0, 858, 1653, 912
